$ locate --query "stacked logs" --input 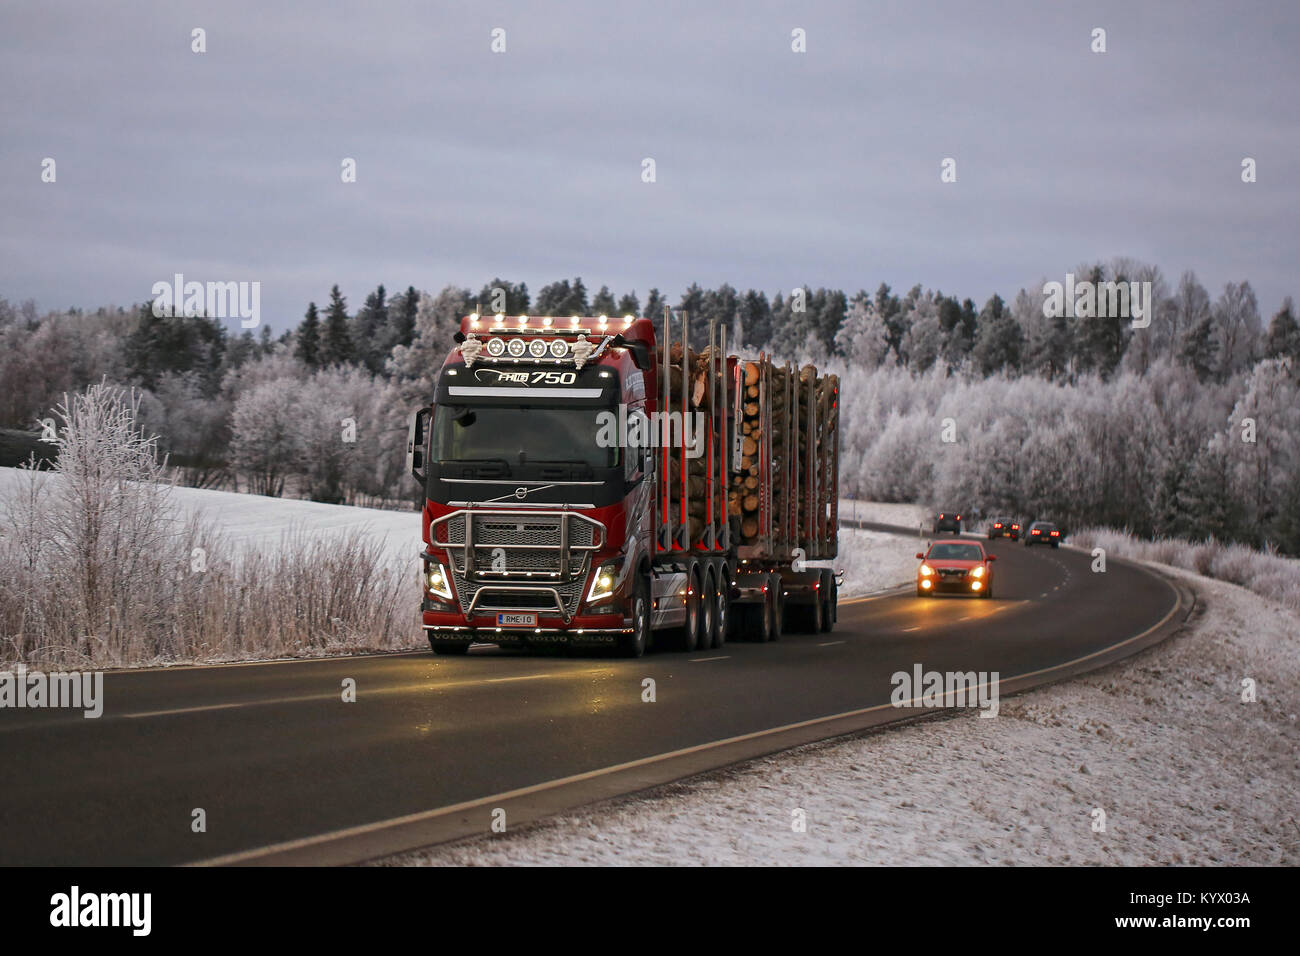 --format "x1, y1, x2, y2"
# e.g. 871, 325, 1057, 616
661, 343, 725, 544
729, 360, 839, 552
729, 360, 778, 543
